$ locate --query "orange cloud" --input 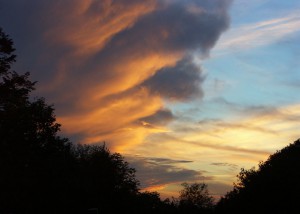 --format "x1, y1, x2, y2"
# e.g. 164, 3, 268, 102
58, 87, 169, 151
124, 103, 300, 198
142, 184, 167, 193
45, 0, 158, 56
80, 52, 182, 103
1, 0, 233, 199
